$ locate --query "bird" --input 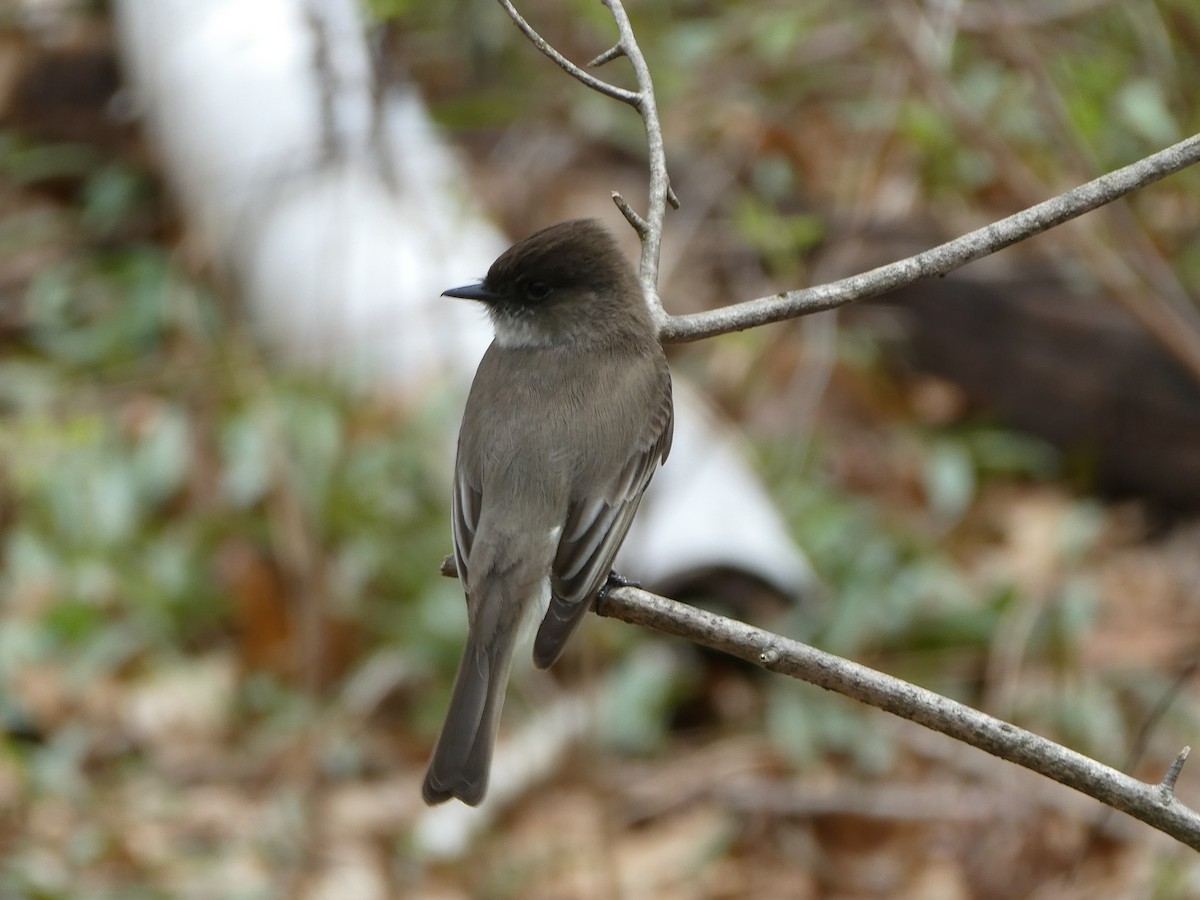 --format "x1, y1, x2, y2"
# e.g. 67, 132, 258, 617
422, 218, 674, 806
